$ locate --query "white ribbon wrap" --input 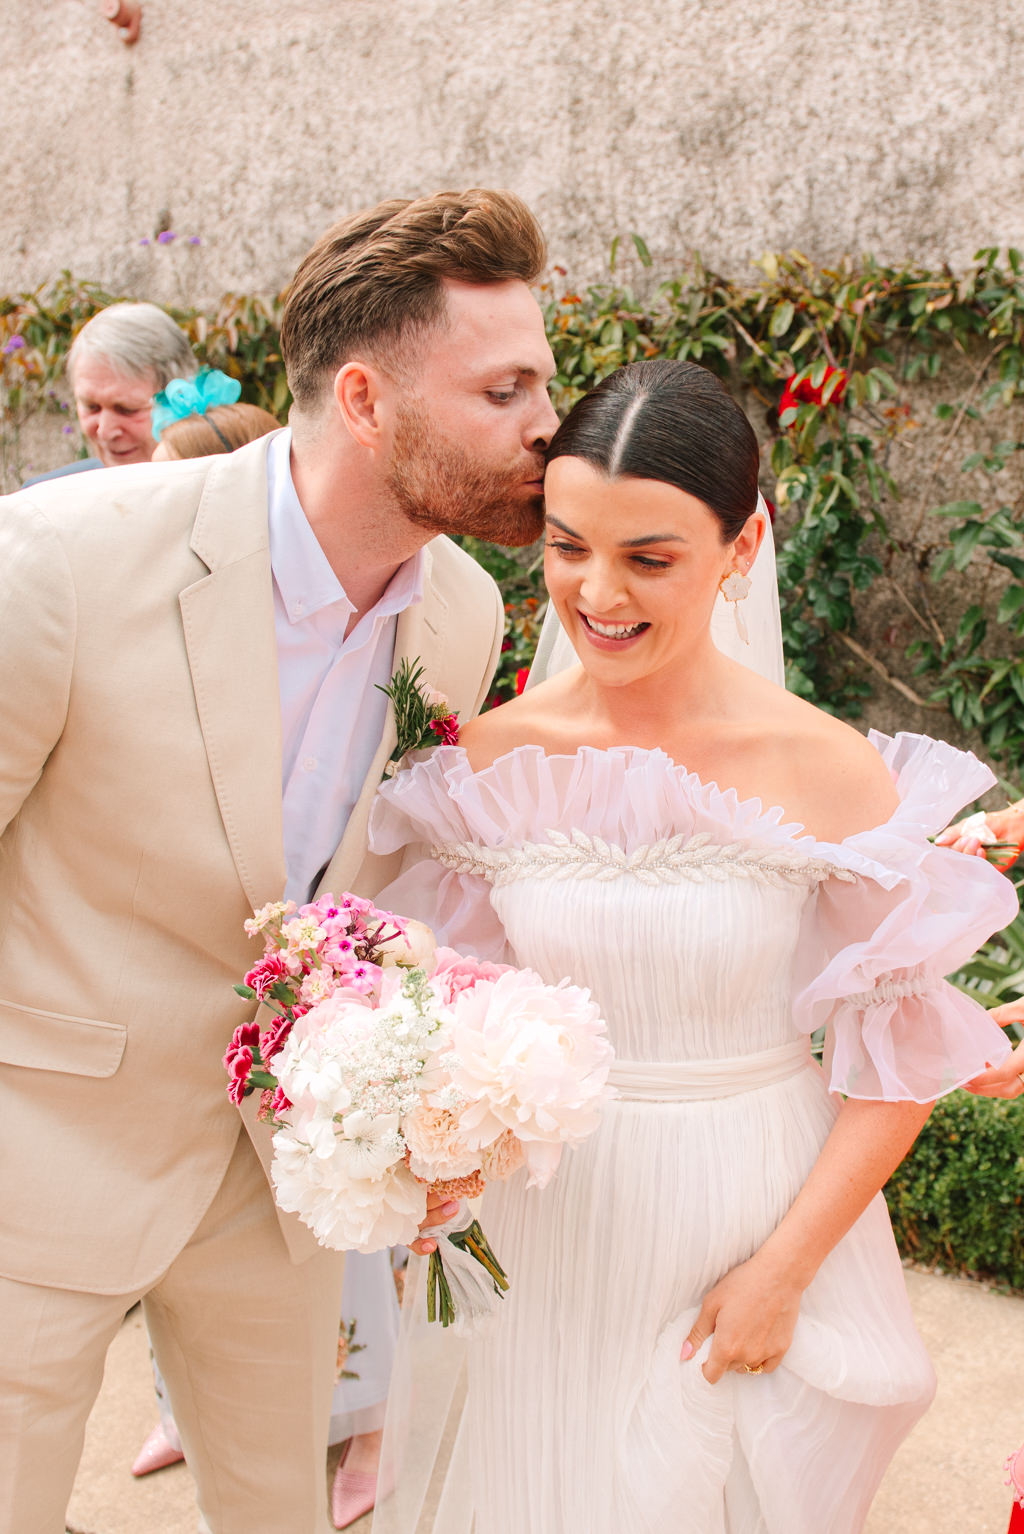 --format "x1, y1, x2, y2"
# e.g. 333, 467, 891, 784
419, 1202, 505, 1339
